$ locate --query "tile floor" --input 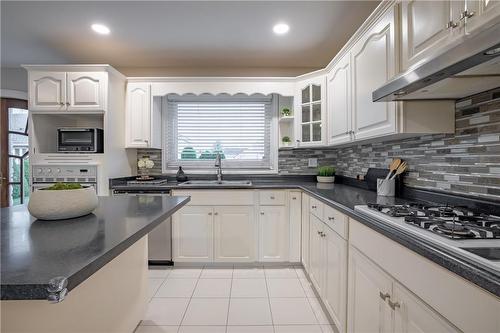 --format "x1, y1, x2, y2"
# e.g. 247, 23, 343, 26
136, 266, 335, 333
